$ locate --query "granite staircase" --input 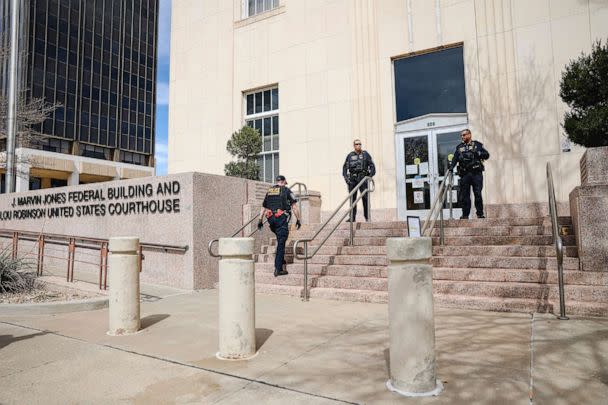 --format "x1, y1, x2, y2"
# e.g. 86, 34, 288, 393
254, 206, 608, 317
